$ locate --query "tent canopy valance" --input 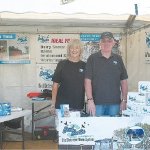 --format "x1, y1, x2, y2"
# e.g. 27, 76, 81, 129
0, 12, 150, 32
